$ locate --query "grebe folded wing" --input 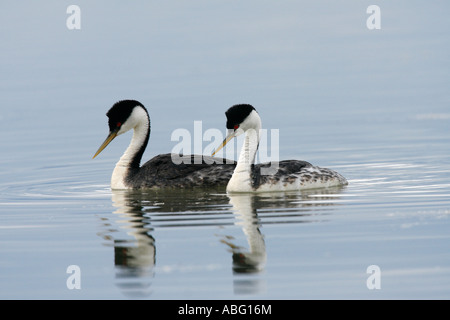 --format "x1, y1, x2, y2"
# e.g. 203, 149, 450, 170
251, 160, 311, 188
128, 153, 236, 188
